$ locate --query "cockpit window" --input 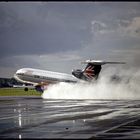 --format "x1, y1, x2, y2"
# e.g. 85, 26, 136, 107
34, 75, 40, 78
17, 73, 24, 76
